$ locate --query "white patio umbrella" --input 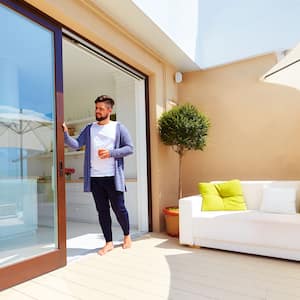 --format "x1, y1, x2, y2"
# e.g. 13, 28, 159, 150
0, 105, 53, 177
262, 42, 300, 90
